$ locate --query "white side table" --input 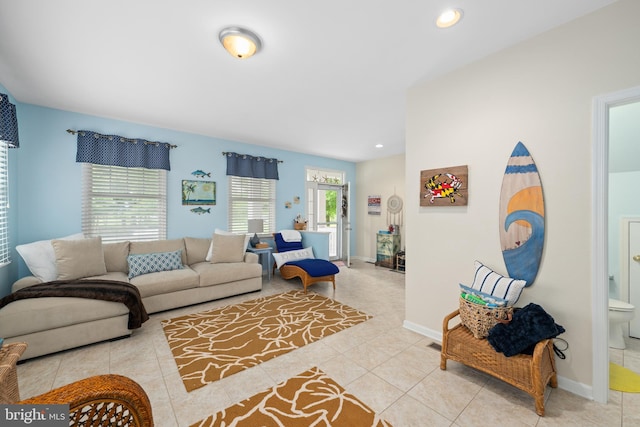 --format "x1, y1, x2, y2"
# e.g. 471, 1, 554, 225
246, 246, 273, 282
